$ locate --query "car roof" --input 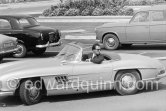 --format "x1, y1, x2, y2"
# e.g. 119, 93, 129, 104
0, 14, 33, 19
139, 4, 166, 11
